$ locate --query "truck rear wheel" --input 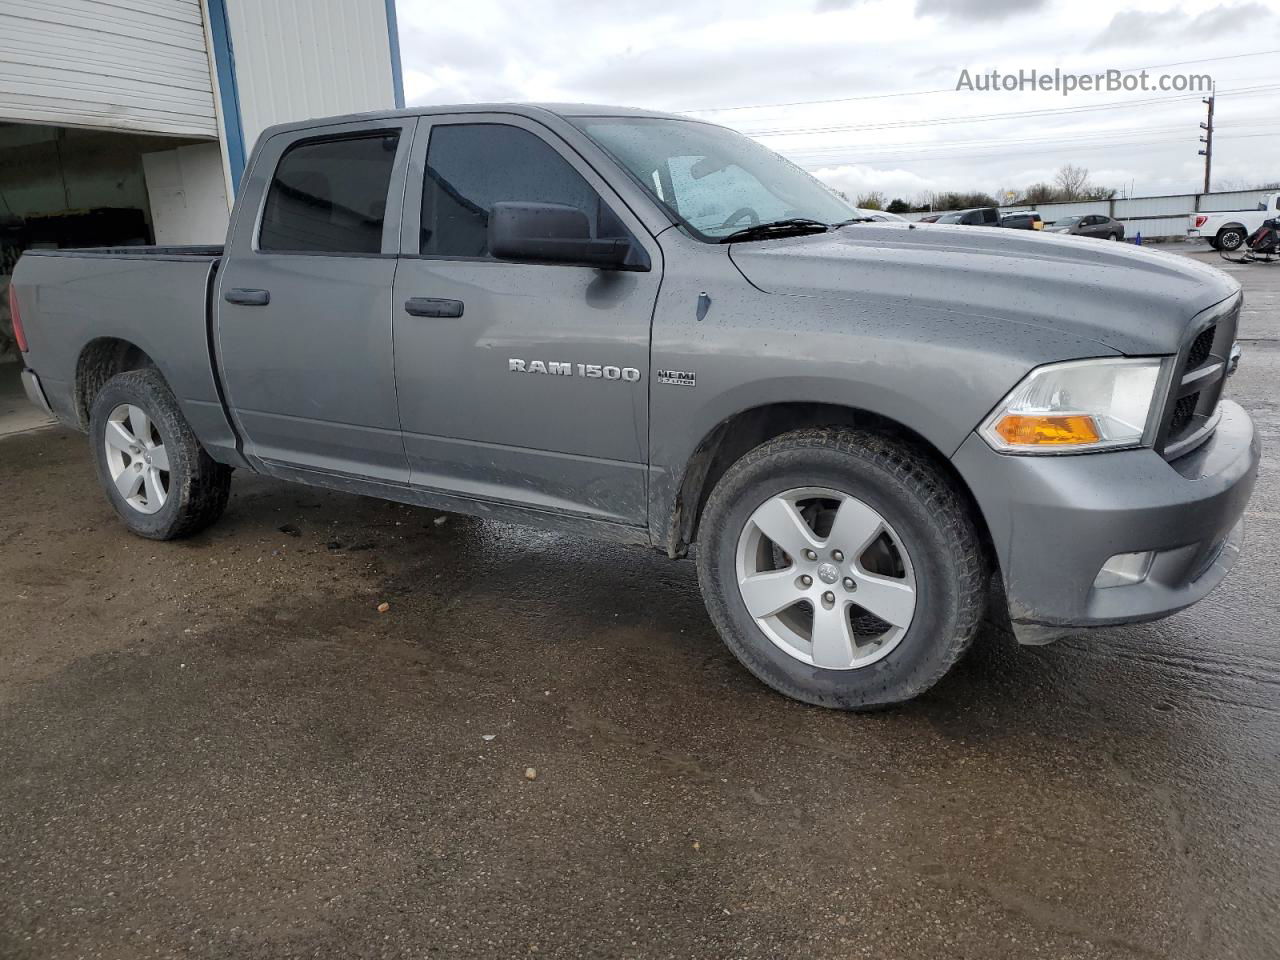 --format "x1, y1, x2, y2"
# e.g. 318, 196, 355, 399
1217, 227, 1246, 251
695, 427, 987, 710
89, 369, 232, 540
